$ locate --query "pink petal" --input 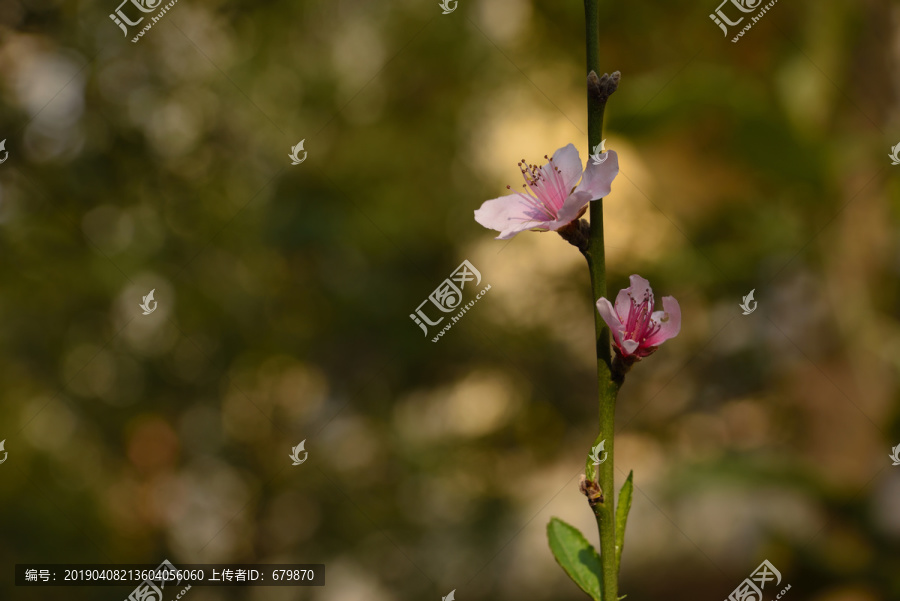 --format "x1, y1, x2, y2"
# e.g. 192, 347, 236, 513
550, 190, 593, 229
624, 274, 653, 304
596, 297, 624, 330
612, 287, 633, 323
620, 339, 640, 356
548, 143, 585, 192
574, 150, 619, 200
644, 296, 681, 347
596, 297, 627, 350
474, 193, 552, 240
